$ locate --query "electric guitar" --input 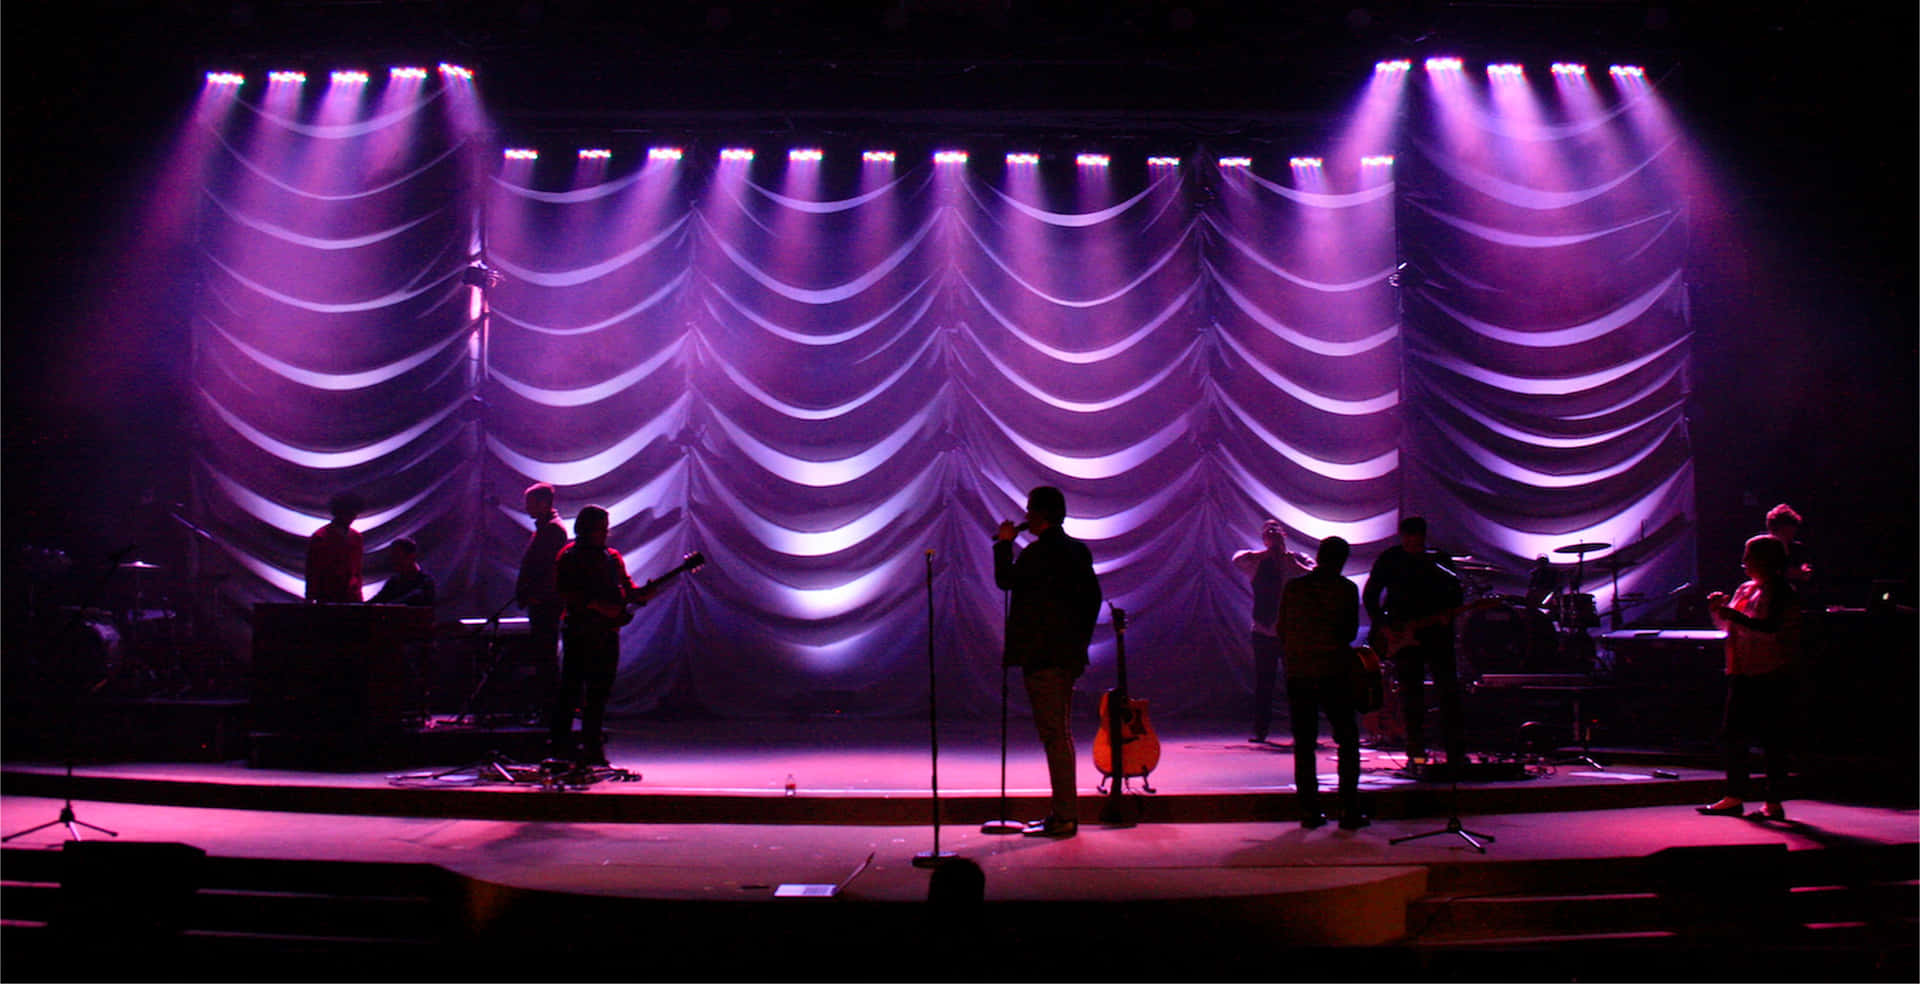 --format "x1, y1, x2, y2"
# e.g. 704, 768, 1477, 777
1093, 605, 1160, 815
611, 551, 706, 627
1367, 597, 1501, 660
